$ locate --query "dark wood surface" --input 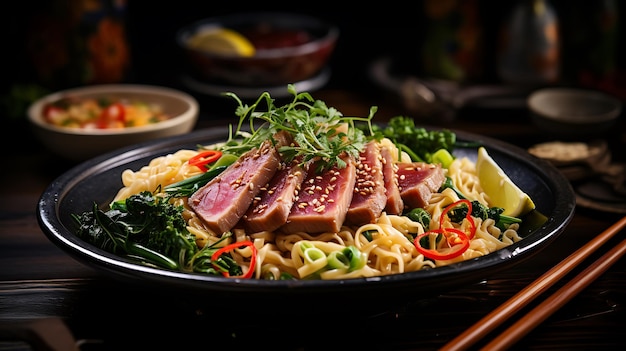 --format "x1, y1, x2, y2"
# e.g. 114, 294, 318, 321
1, 86, 625, 351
